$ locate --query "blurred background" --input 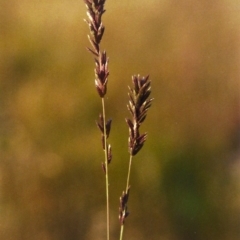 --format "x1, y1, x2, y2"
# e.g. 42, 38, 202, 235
0, 0, 240, 239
